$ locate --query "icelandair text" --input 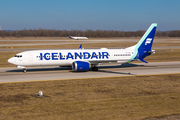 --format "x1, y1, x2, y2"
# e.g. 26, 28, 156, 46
40, 52, 109, 60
